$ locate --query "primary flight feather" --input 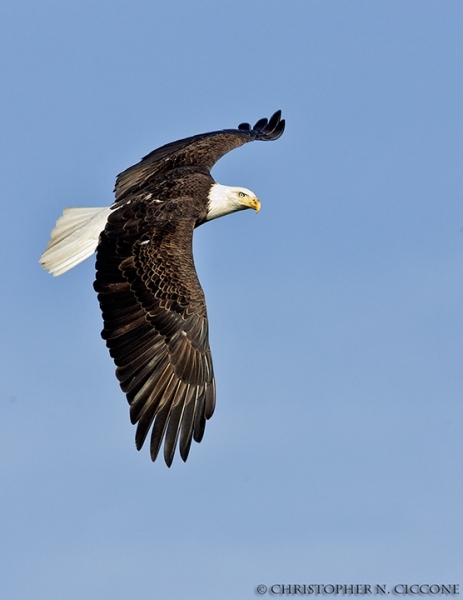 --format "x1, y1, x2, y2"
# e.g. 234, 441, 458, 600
40, 111, 285, 466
